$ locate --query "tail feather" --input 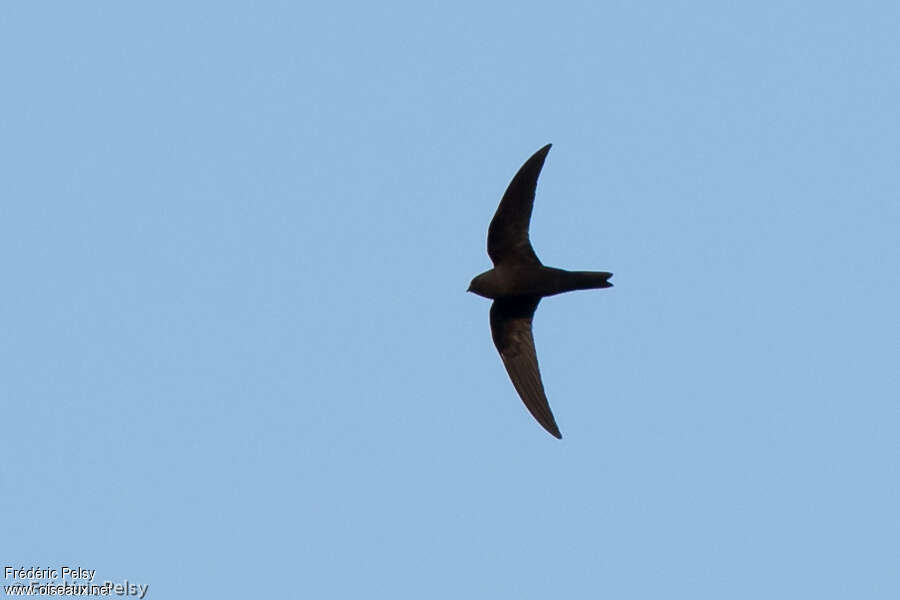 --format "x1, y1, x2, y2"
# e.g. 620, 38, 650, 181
568, 271, 613, 291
